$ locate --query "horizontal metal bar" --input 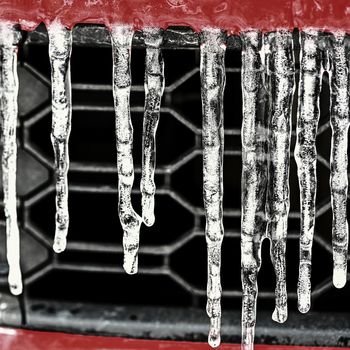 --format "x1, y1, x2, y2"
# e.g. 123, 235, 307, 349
5, 300, 349, 346
25, 24, 242, 49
